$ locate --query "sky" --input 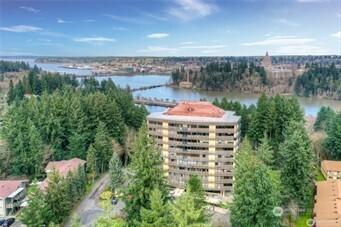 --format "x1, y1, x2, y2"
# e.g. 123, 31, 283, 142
0, 0, 340, 56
